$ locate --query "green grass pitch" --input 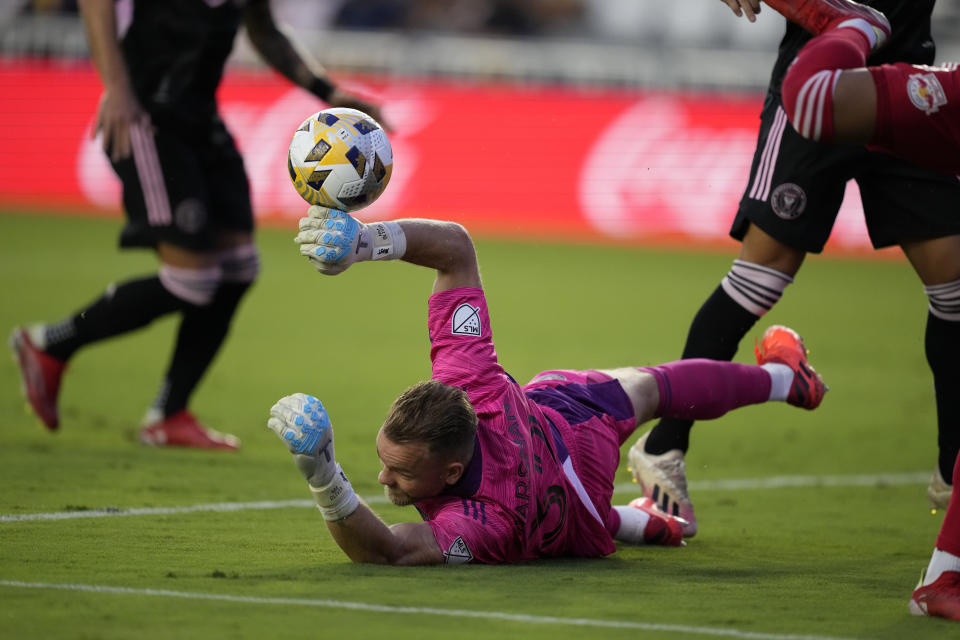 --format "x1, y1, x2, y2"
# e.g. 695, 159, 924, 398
0, 211, 954, 639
